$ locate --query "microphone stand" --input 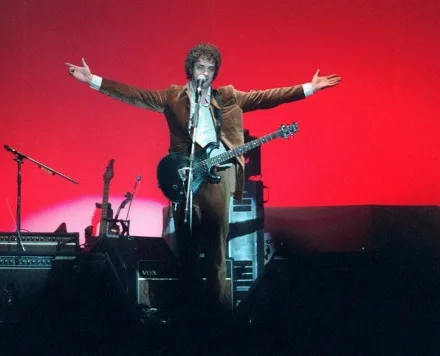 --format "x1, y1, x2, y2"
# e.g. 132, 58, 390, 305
184, 86, 202, 235
4, 145, 79, 252
14, 153, 25, 252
